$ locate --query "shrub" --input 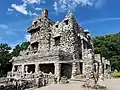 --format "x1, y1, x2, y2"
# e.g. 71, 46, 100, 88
113, 72, 120, 78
